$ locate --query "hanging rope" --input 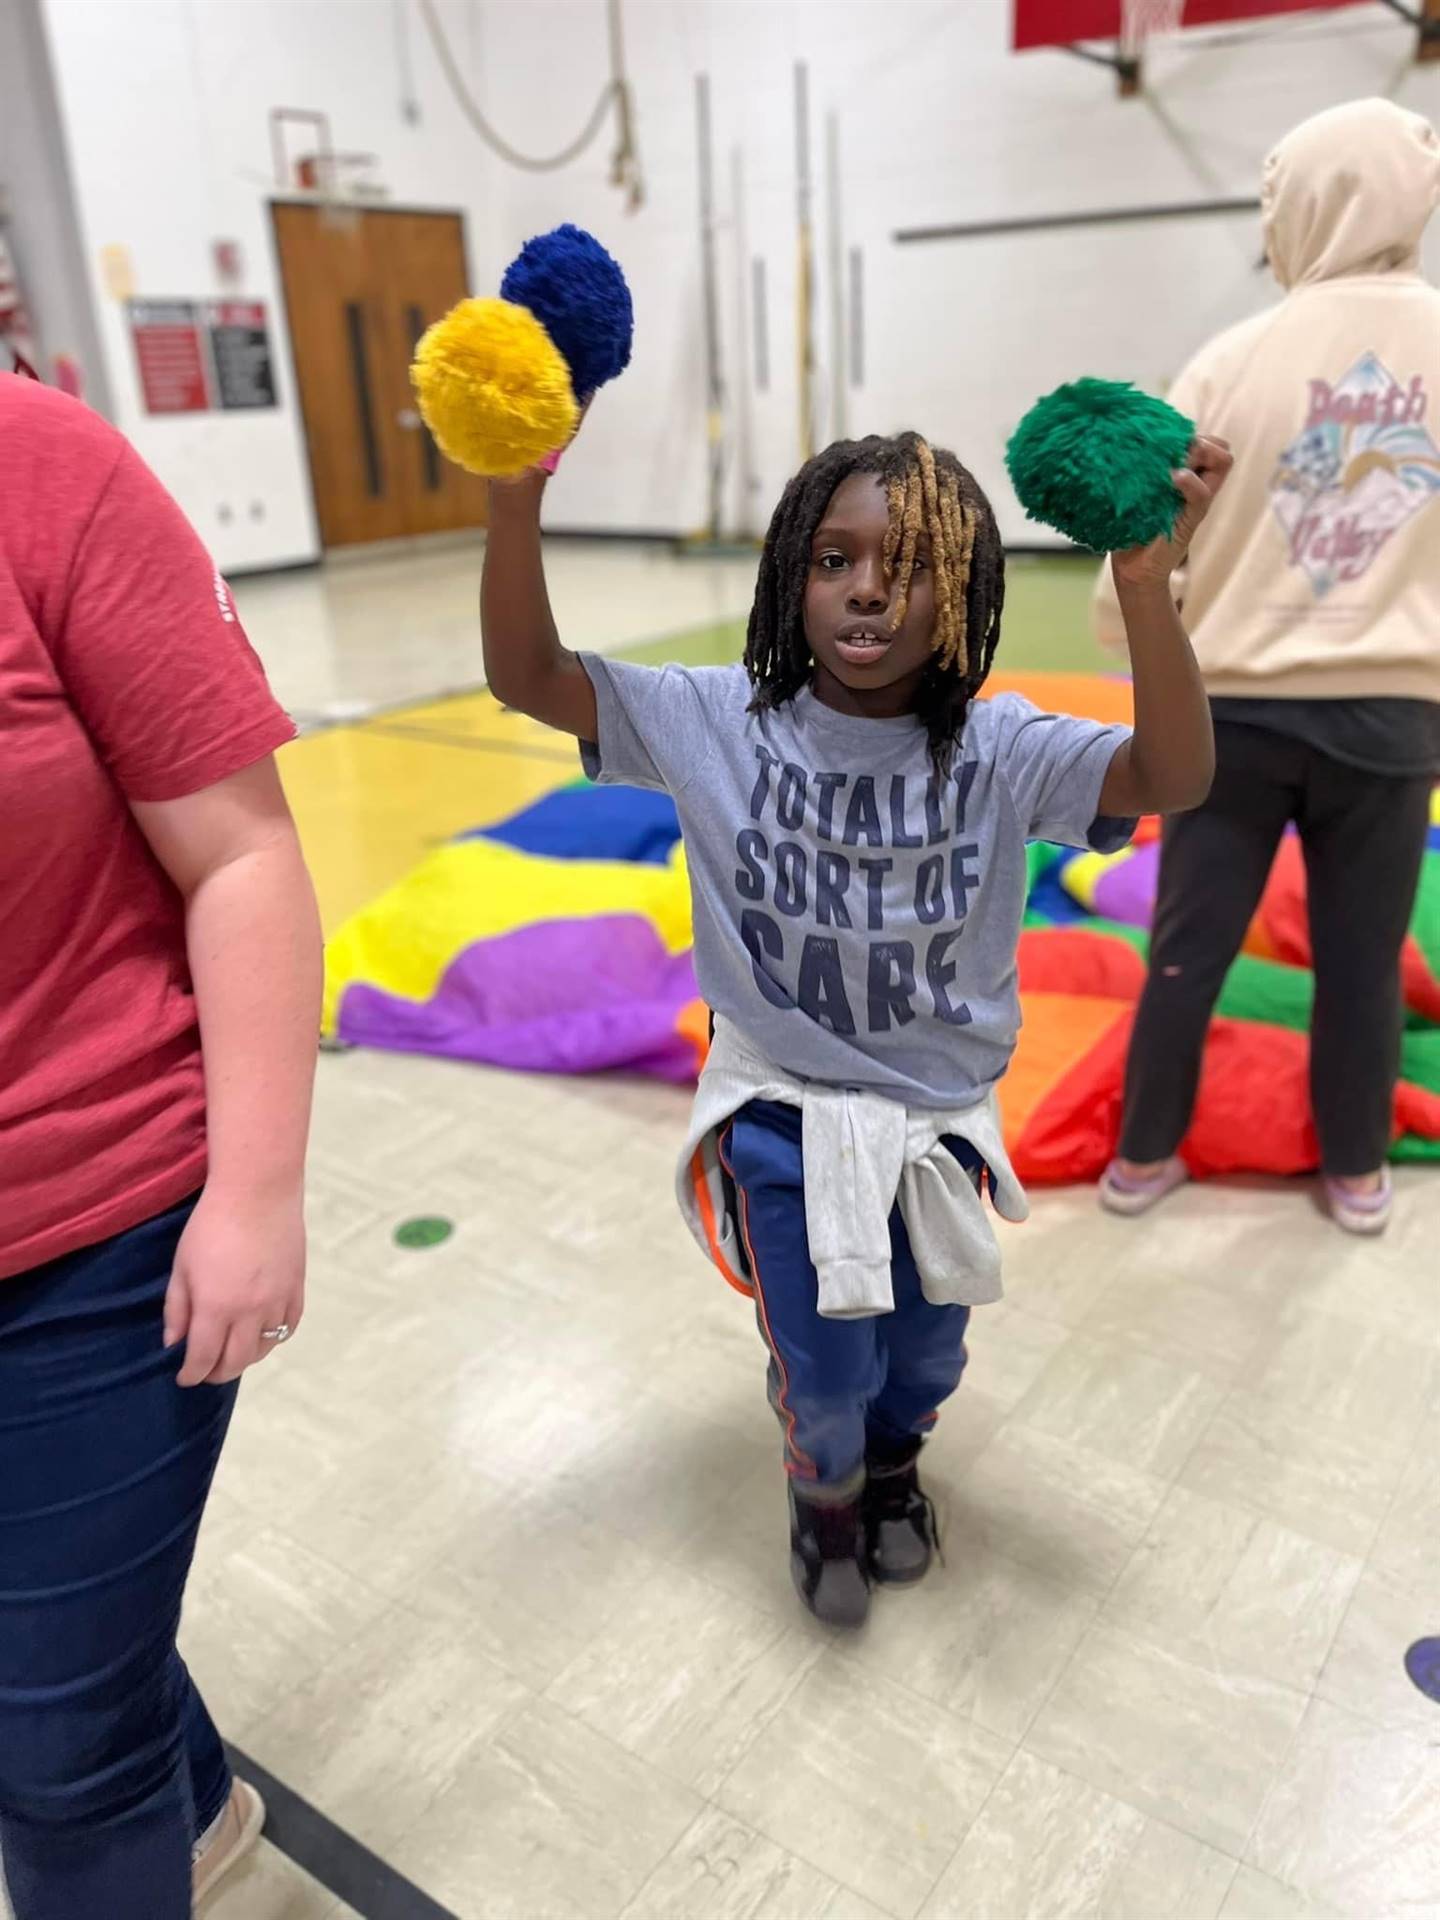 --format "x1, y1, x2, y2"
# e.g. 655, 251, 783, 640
417, 0, 642, 206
